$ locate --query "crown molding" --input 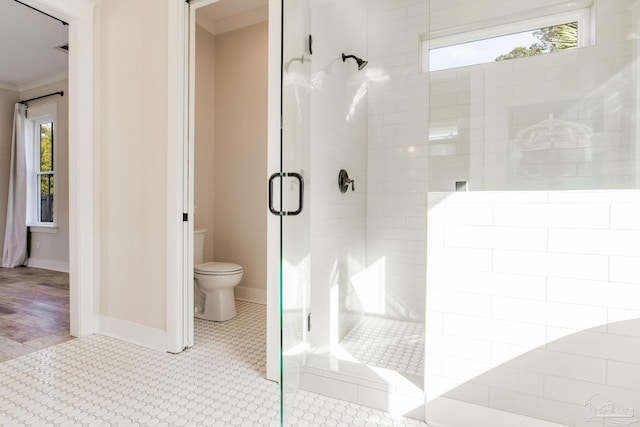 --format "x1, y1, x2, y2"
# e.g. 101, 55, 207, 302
0, 81, 18, 91
17, 71, 68, 92
196, 11, 217, 35
197, 5, 268, 36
